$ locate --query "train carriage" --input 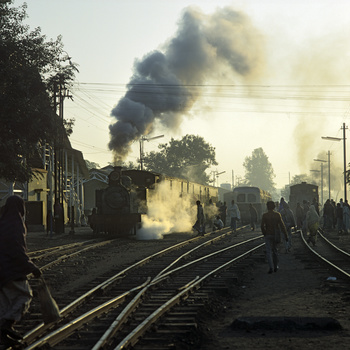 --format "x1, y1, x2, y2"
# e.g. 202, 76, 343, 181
224, 186, 272, 224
